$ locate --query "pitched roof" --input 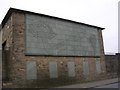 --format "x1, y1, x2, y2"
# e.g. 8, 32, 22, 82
1, 8, 105, 30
